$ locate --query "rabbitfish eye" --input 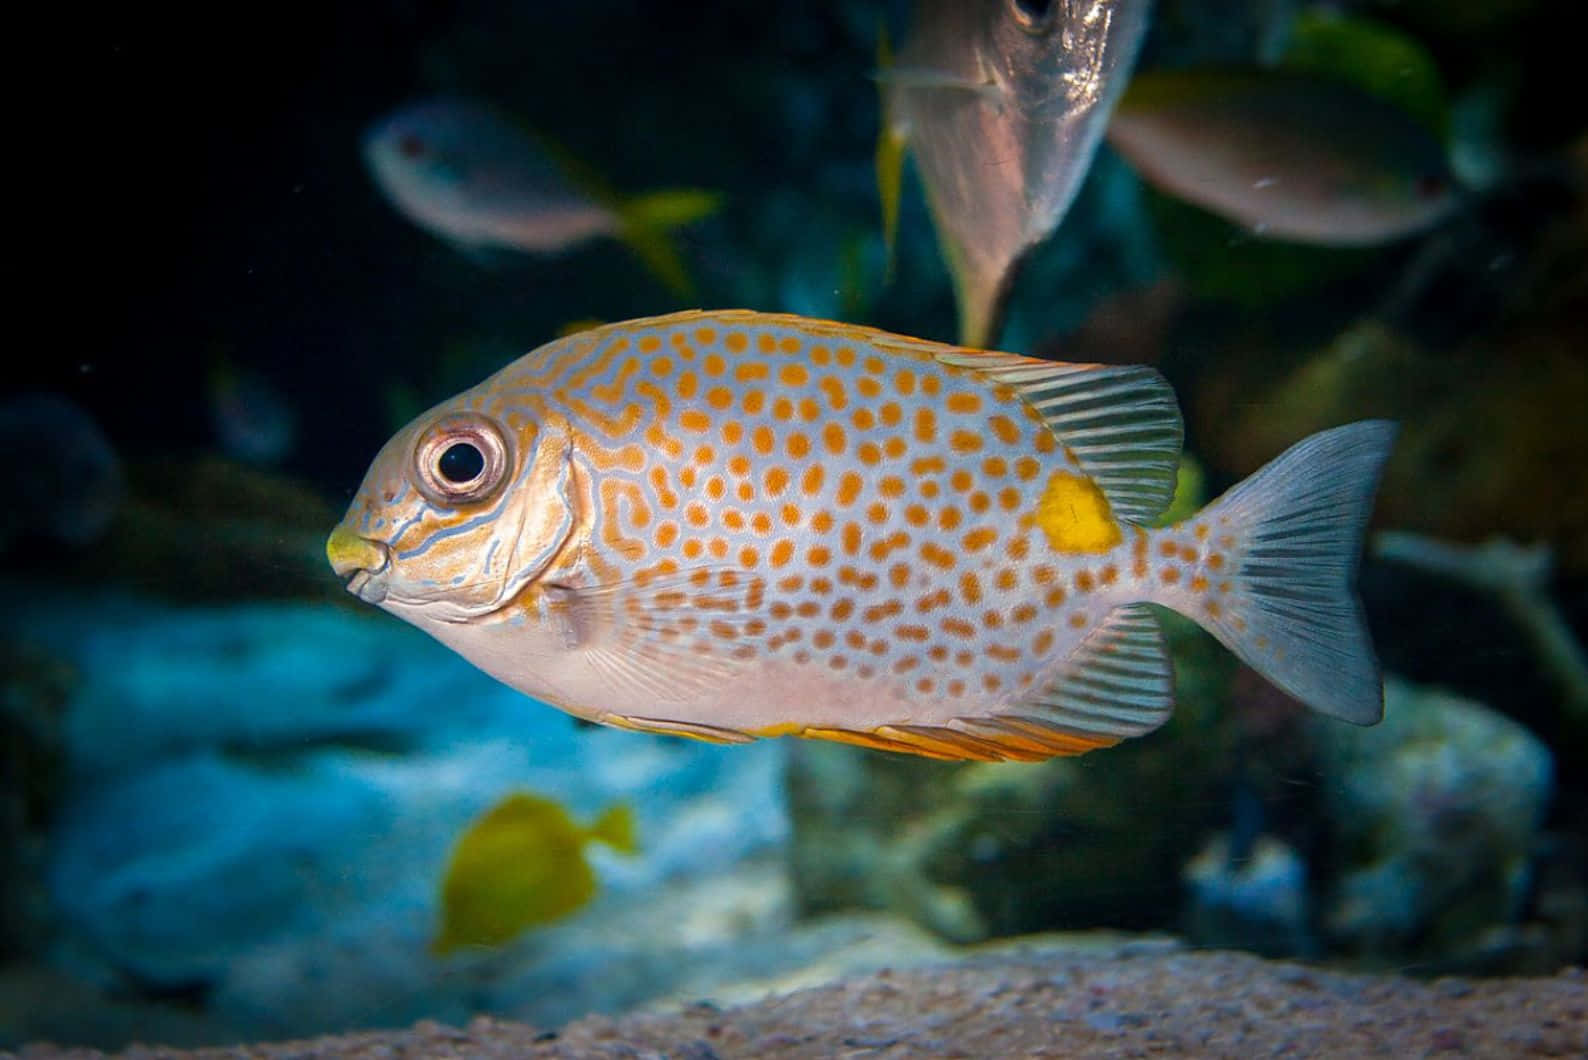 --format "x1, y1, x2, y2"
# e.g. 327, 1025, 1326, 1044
412, 413, 511, 506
